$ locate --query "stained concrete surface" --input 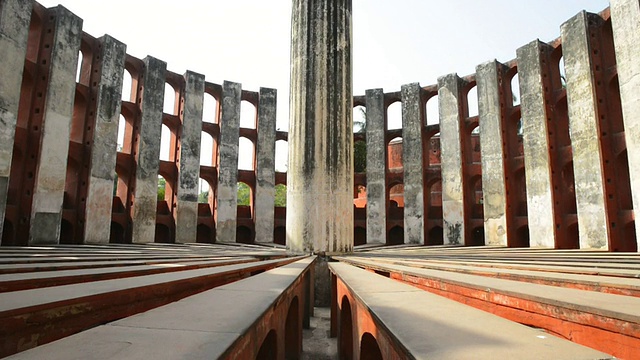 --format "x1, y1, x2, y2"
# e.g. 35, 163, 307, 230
302, 307, 337, 360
